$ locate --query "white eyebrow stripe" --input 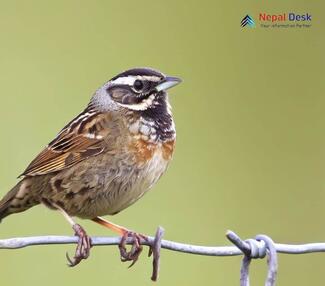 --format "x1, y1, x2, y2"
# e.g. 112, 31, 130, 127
110, 75, 161, 86
111, 76, 135, 86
